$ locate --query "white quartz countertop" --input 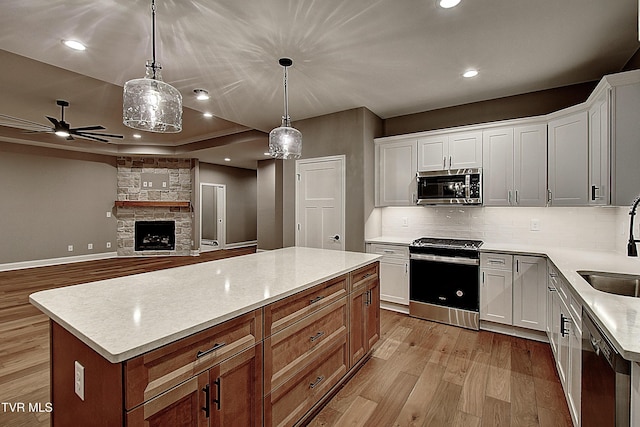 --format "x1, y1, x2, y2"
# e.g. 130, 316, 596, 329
481, 242, 640, 361
29, 247, 380, 363
365, 236, 413, 245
